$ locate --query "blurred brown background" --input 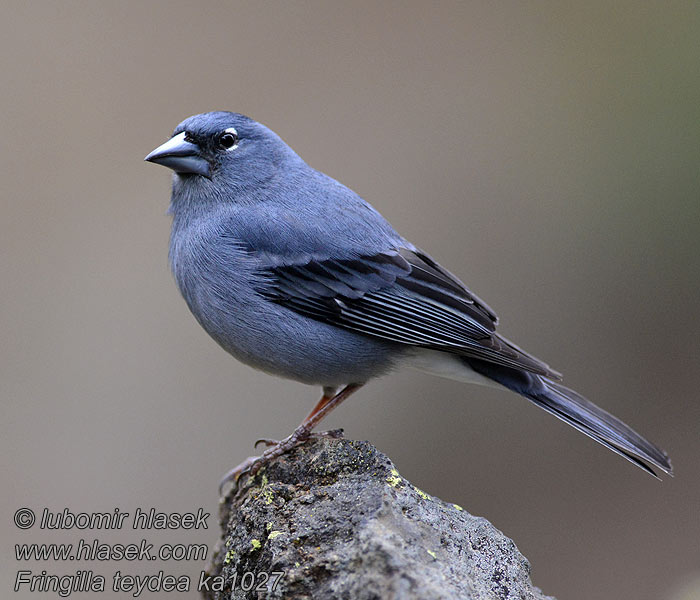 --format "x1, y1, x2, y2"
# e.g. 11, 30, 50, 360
2, 2, 699, 599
